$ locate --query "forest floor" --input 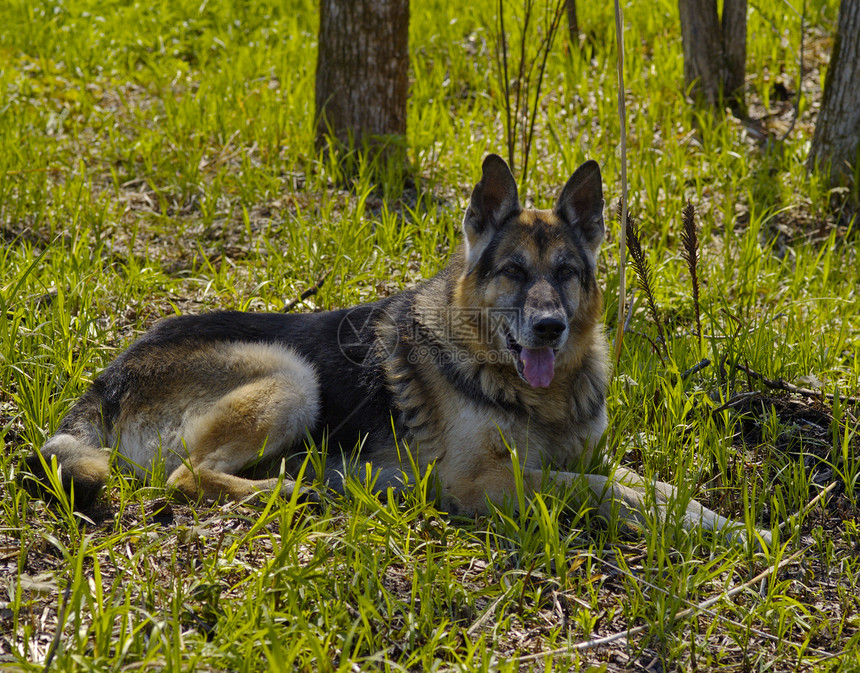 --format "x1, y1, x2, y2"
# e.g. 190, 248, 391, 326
1, 0, 859, 670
